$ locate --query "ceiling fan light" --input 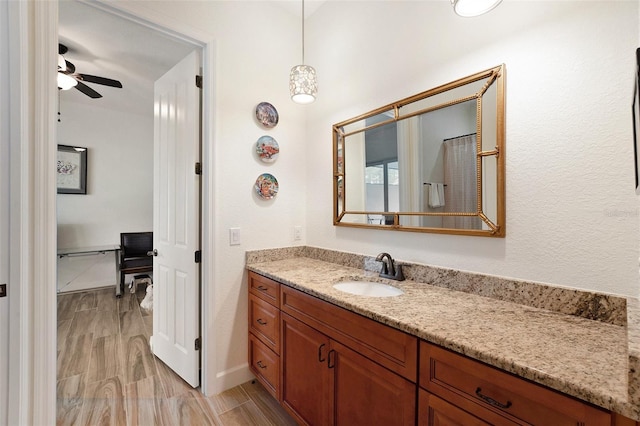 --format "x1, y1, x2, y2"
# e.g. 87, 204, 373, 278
290, 64, 317, 104
451, 0, 503, 17
57, 72, 77, 90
